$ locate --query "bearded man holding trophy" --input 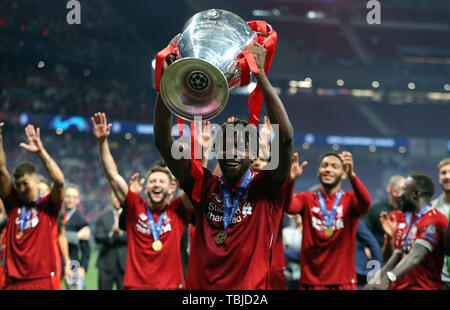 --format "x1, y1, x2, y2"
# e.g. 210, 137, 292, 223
153, 9, 294, 289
